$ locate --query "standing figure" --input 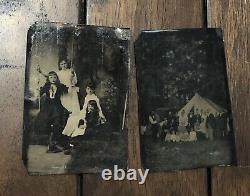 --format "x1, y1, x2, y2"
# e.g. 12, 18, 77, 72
198, 112, 209, 139
160, 117, 168, 140
187, 111, 196, 132
194, 113, 201, 132
178, 110, 188, 132
37, 59, 80, 114
207, 113, 216, 140
34, 71, 69, 153
218, 113, 227, 138
149, 111, 159, 141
